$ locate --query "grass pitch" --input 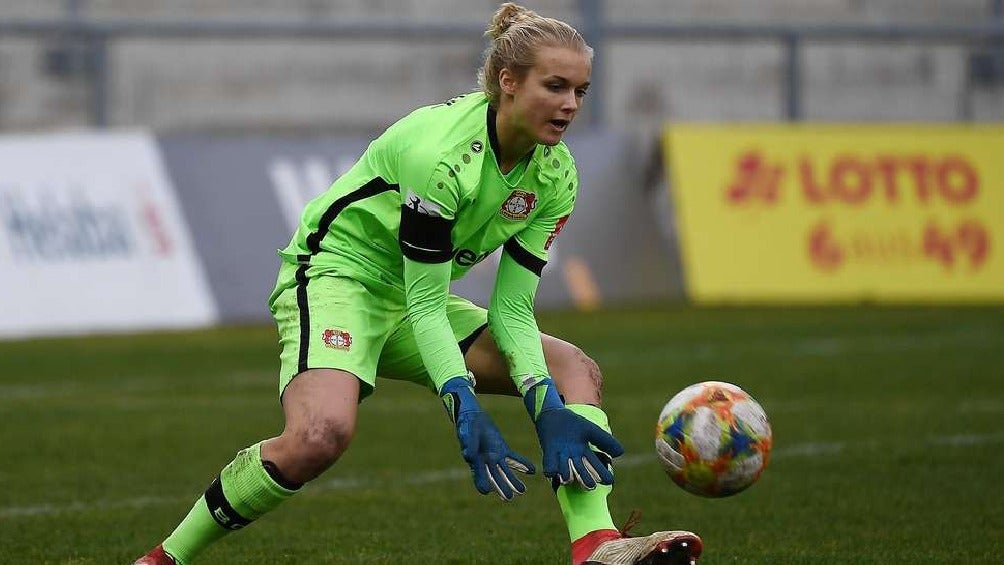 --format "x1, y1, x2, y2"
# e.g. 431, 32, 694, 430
1, 305, 1001, 564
